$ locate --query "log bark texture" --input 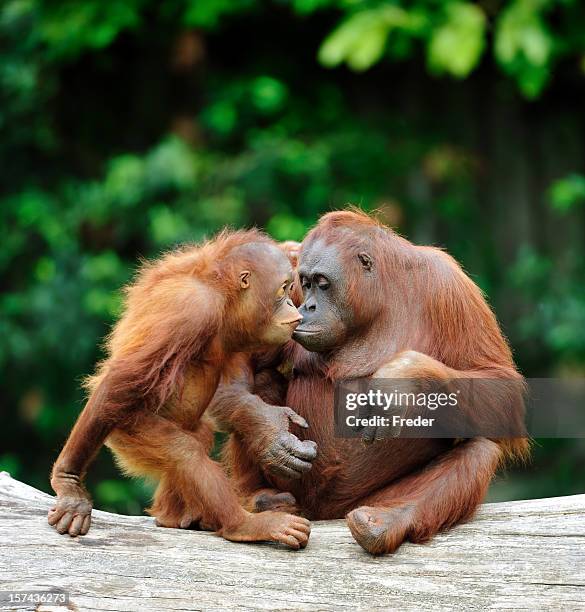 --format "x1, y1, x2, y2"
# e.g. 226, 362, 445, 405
0, 472, 584, 611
